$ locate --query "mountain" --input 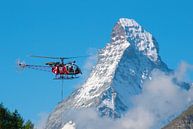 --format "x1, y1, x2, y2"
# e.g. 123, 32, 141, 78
163, 105, 193, 129
45, 18, 190, 129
